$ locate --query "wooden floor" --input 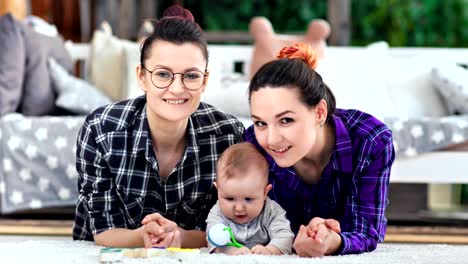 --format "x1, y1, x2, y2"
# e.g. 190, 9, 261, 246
0, 219, 468, 244
386, 225, 468, 244
0, 219, 73, 236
